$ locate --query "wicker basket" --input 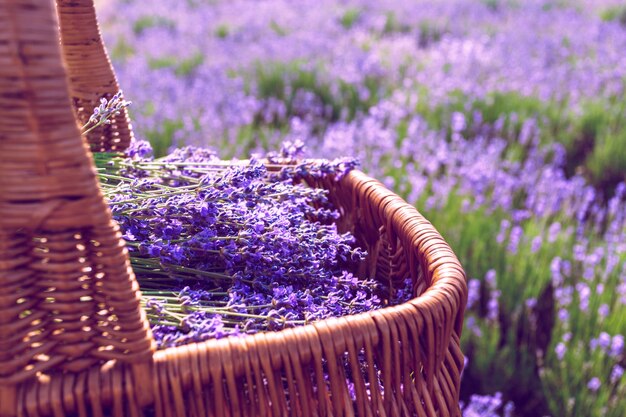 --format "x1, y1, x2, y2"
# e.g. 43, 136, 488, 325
0, 1, 468, 416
